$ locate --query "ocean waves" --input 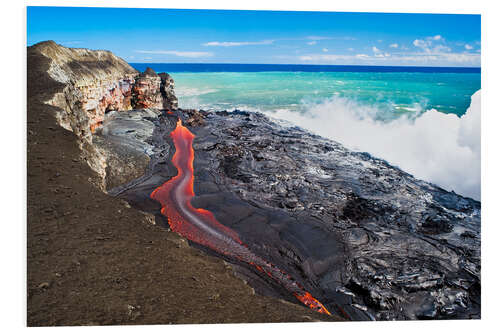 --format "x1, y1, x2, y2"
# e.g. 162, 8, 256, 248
264, 91, 481, 200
